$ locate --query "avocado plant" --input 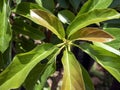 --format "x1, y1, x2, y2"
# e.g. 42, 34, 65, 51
0, 0, 120, 90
